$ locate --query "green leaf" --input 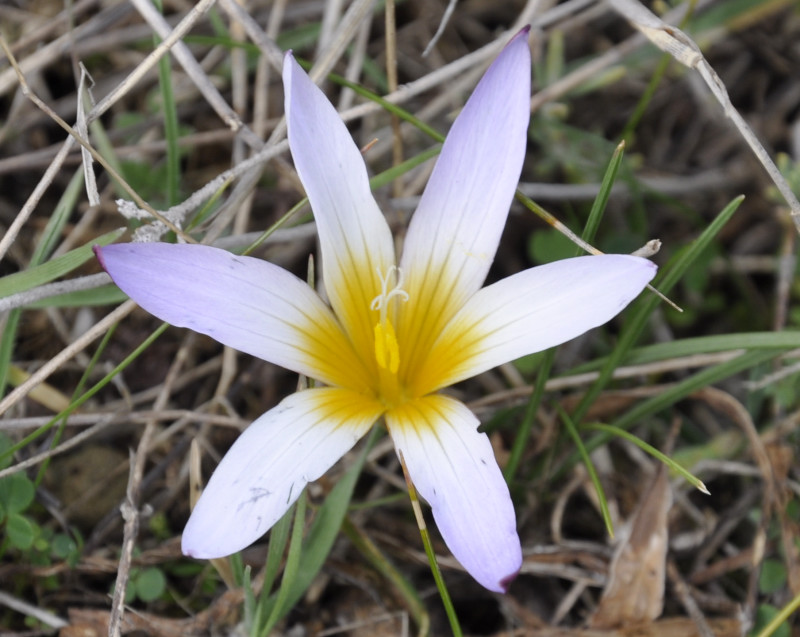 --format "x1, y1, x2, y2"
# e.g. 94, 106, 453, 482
528, 228, 575, 264
51, 533, 79, 561
6, 513, 36, 550
759, 559, 787, 595
135, 567, 167, 602
565, 348, 778, 474
0, 473, 35, 514
752, 604, 791, 637
123, 580, 137, 604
